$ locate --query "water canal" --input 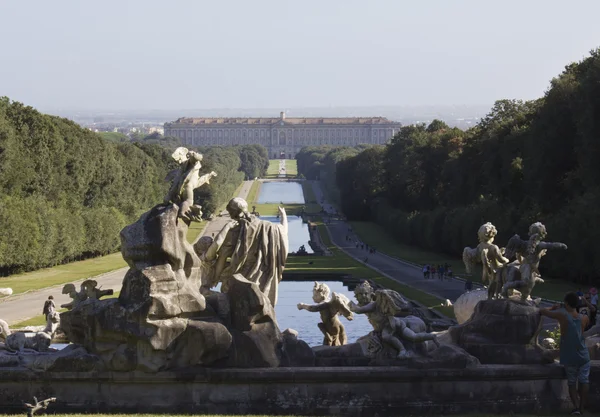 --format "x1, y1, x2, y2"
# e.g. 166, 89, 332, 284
256, 180, 371, 345
256, 181, 305, 204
